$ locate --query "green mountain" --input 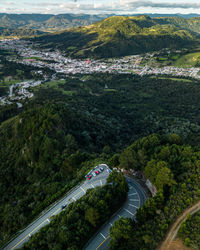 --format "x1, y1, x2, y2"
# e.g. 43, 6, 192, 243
0, 14, 112, 32
0, 27, 45, 38
31, 15, 200, 58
